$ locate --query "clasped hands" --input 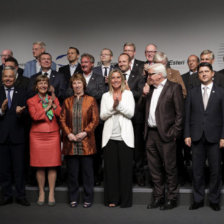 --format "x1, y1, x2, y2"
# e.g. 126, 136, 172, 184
68, 132, 87, 142
184, 137, 224, 148
1, 99, 26, 114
